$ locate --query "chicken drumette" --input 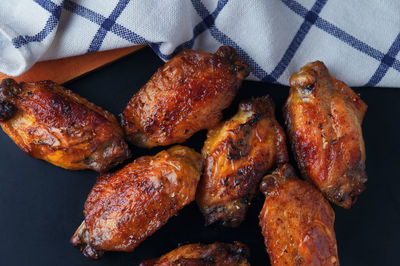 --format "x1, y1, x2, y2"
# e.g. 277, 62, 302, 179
0, 79, 130, 172
71, 146, 202, 259
196, 96, 288, 227
284, 61, 367, 208
140, 242, 250, 266
121, 46, 249, 148
259, 164, 339, 266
